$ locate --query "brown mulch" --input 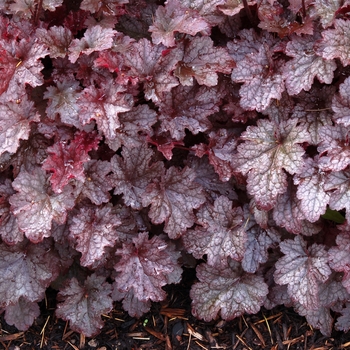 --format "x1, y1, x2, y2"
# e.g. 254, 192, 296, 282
1, 270, 350, 350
